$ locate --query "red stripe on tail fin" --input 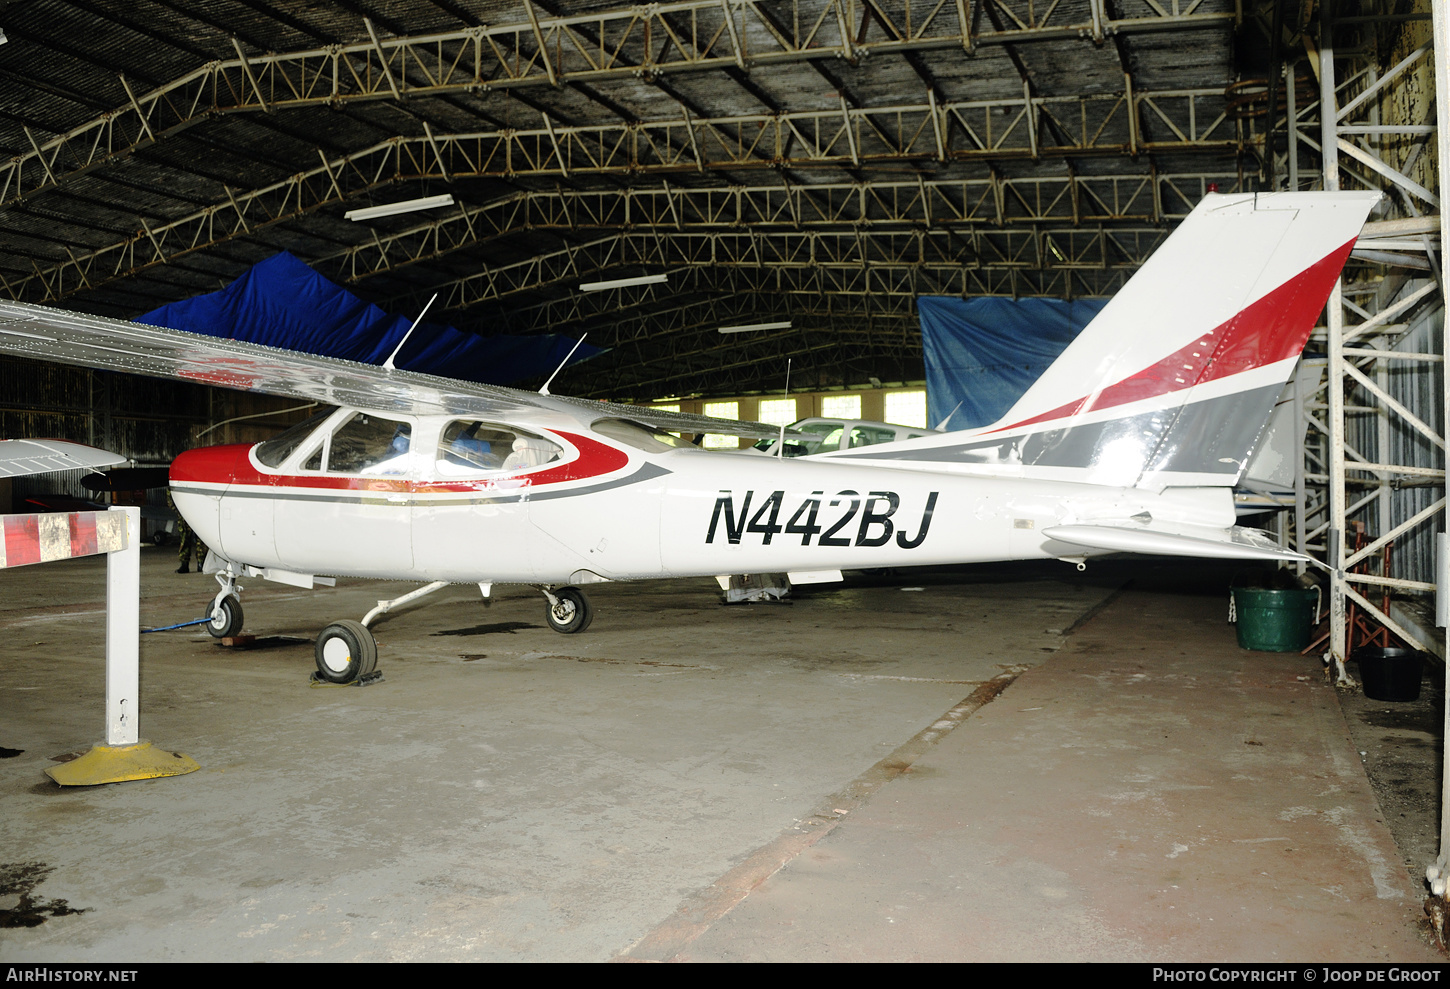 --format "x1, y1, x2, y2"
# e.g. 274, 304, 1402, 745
992, 236, 1357, 433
